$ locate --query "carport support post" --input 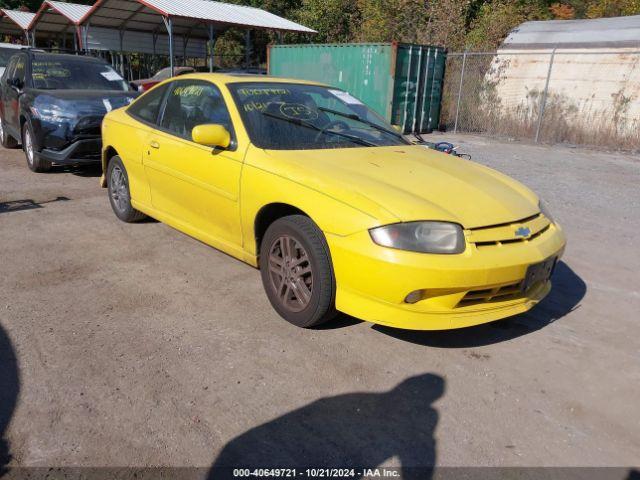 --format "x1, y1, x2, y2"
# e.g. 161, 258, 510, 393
163, 16, 175, 76
453, 50, 467, 134
535, 48, 556, 144
118, 29, 125, 76
83, 22, 91, 53
244, 30, 252, 68
208, 24, 216, 73
75, 25, 84, 53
